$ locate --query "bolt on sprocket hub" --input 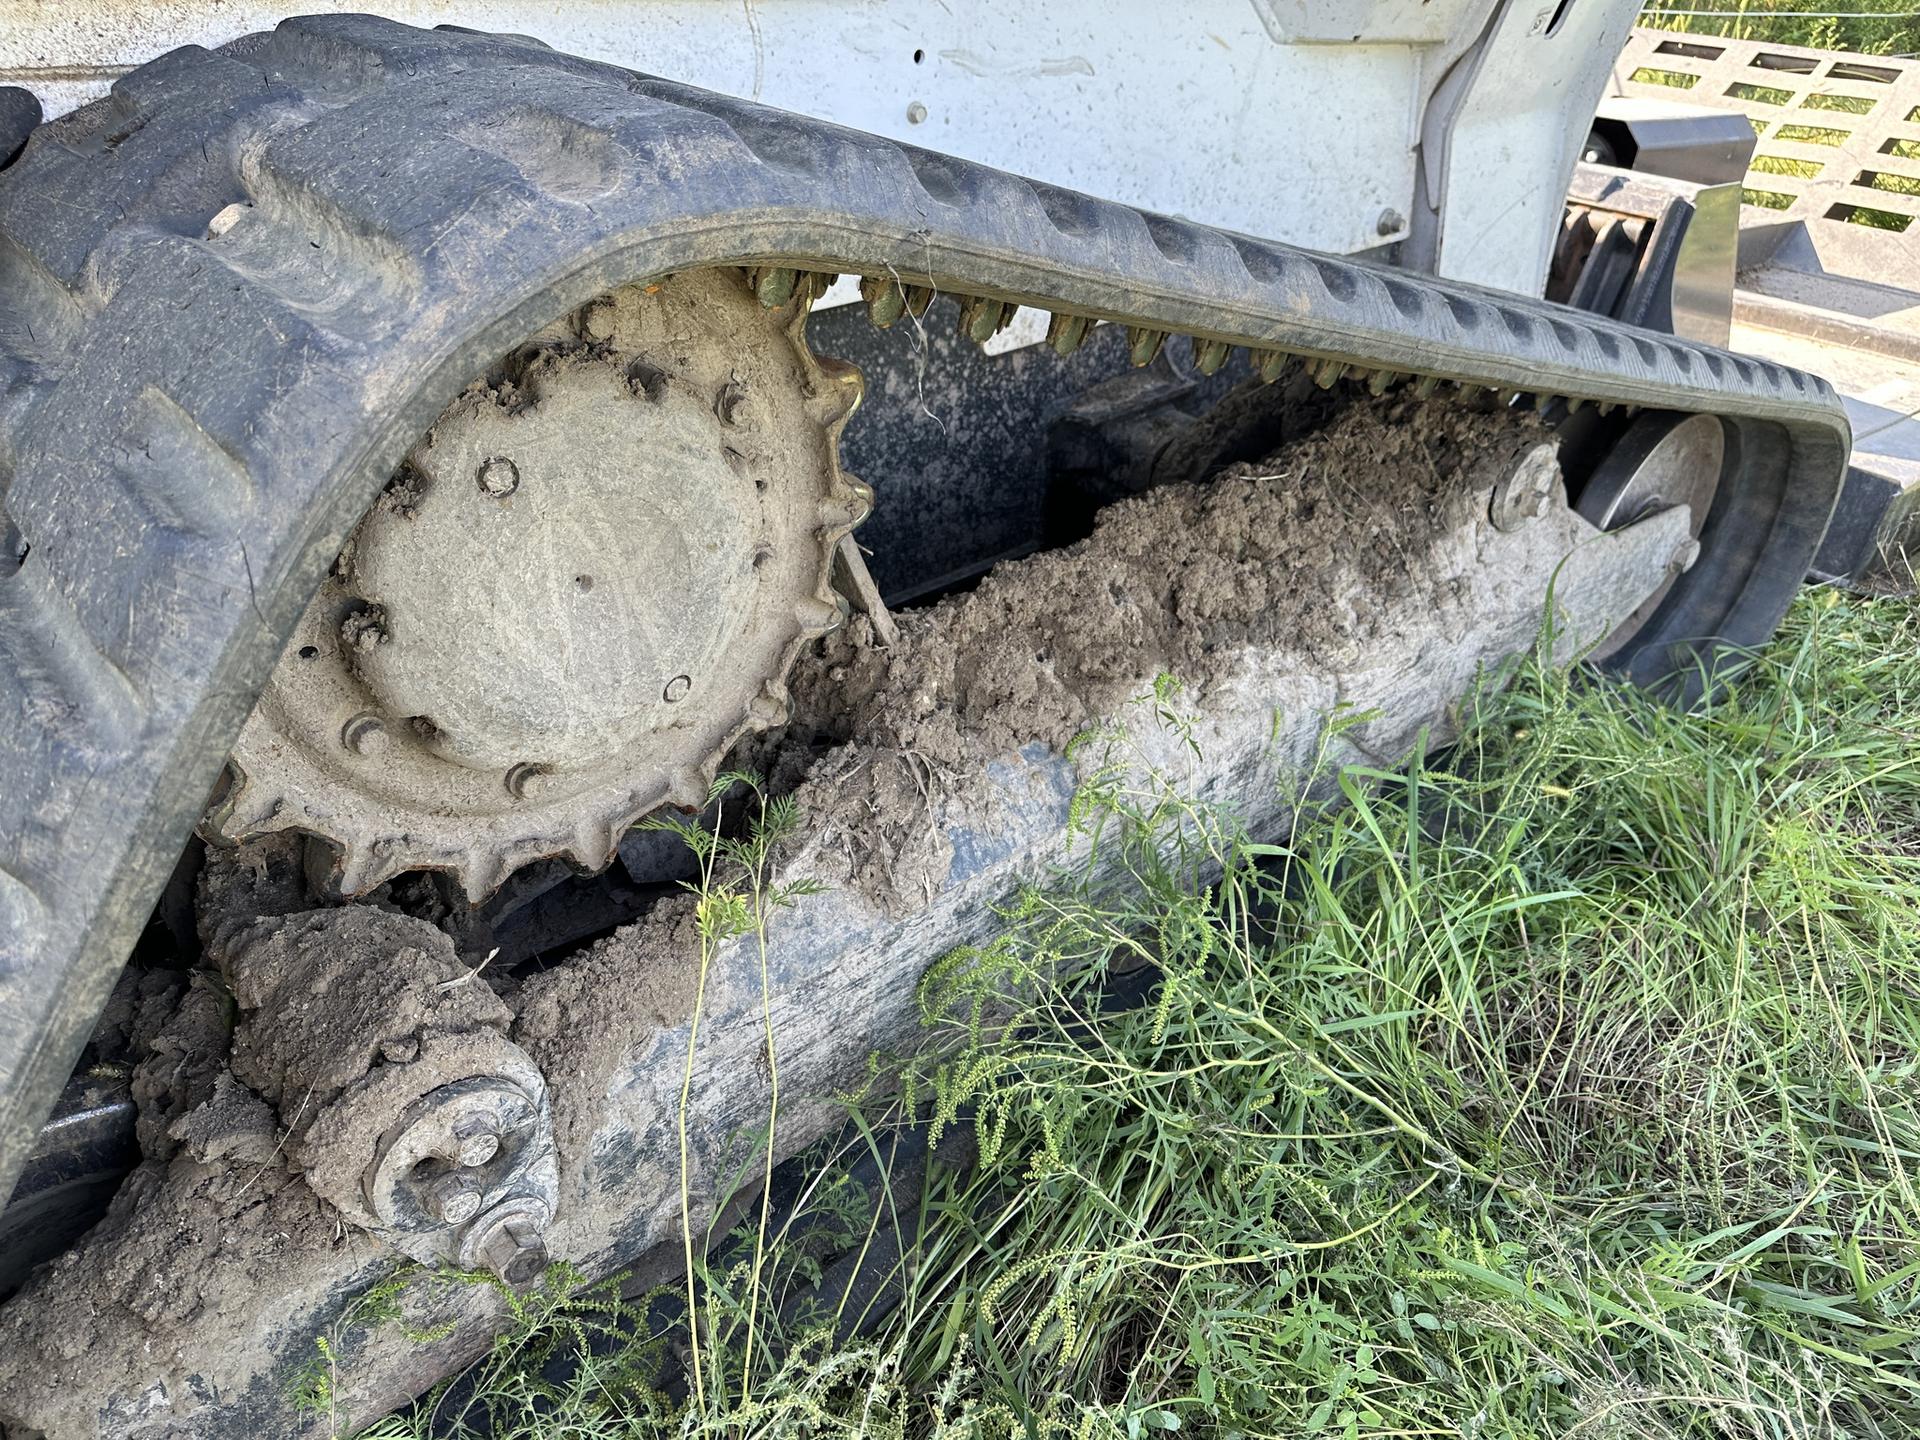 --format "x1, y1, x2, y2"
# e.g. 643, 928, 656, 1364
207, 268, 868, 899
